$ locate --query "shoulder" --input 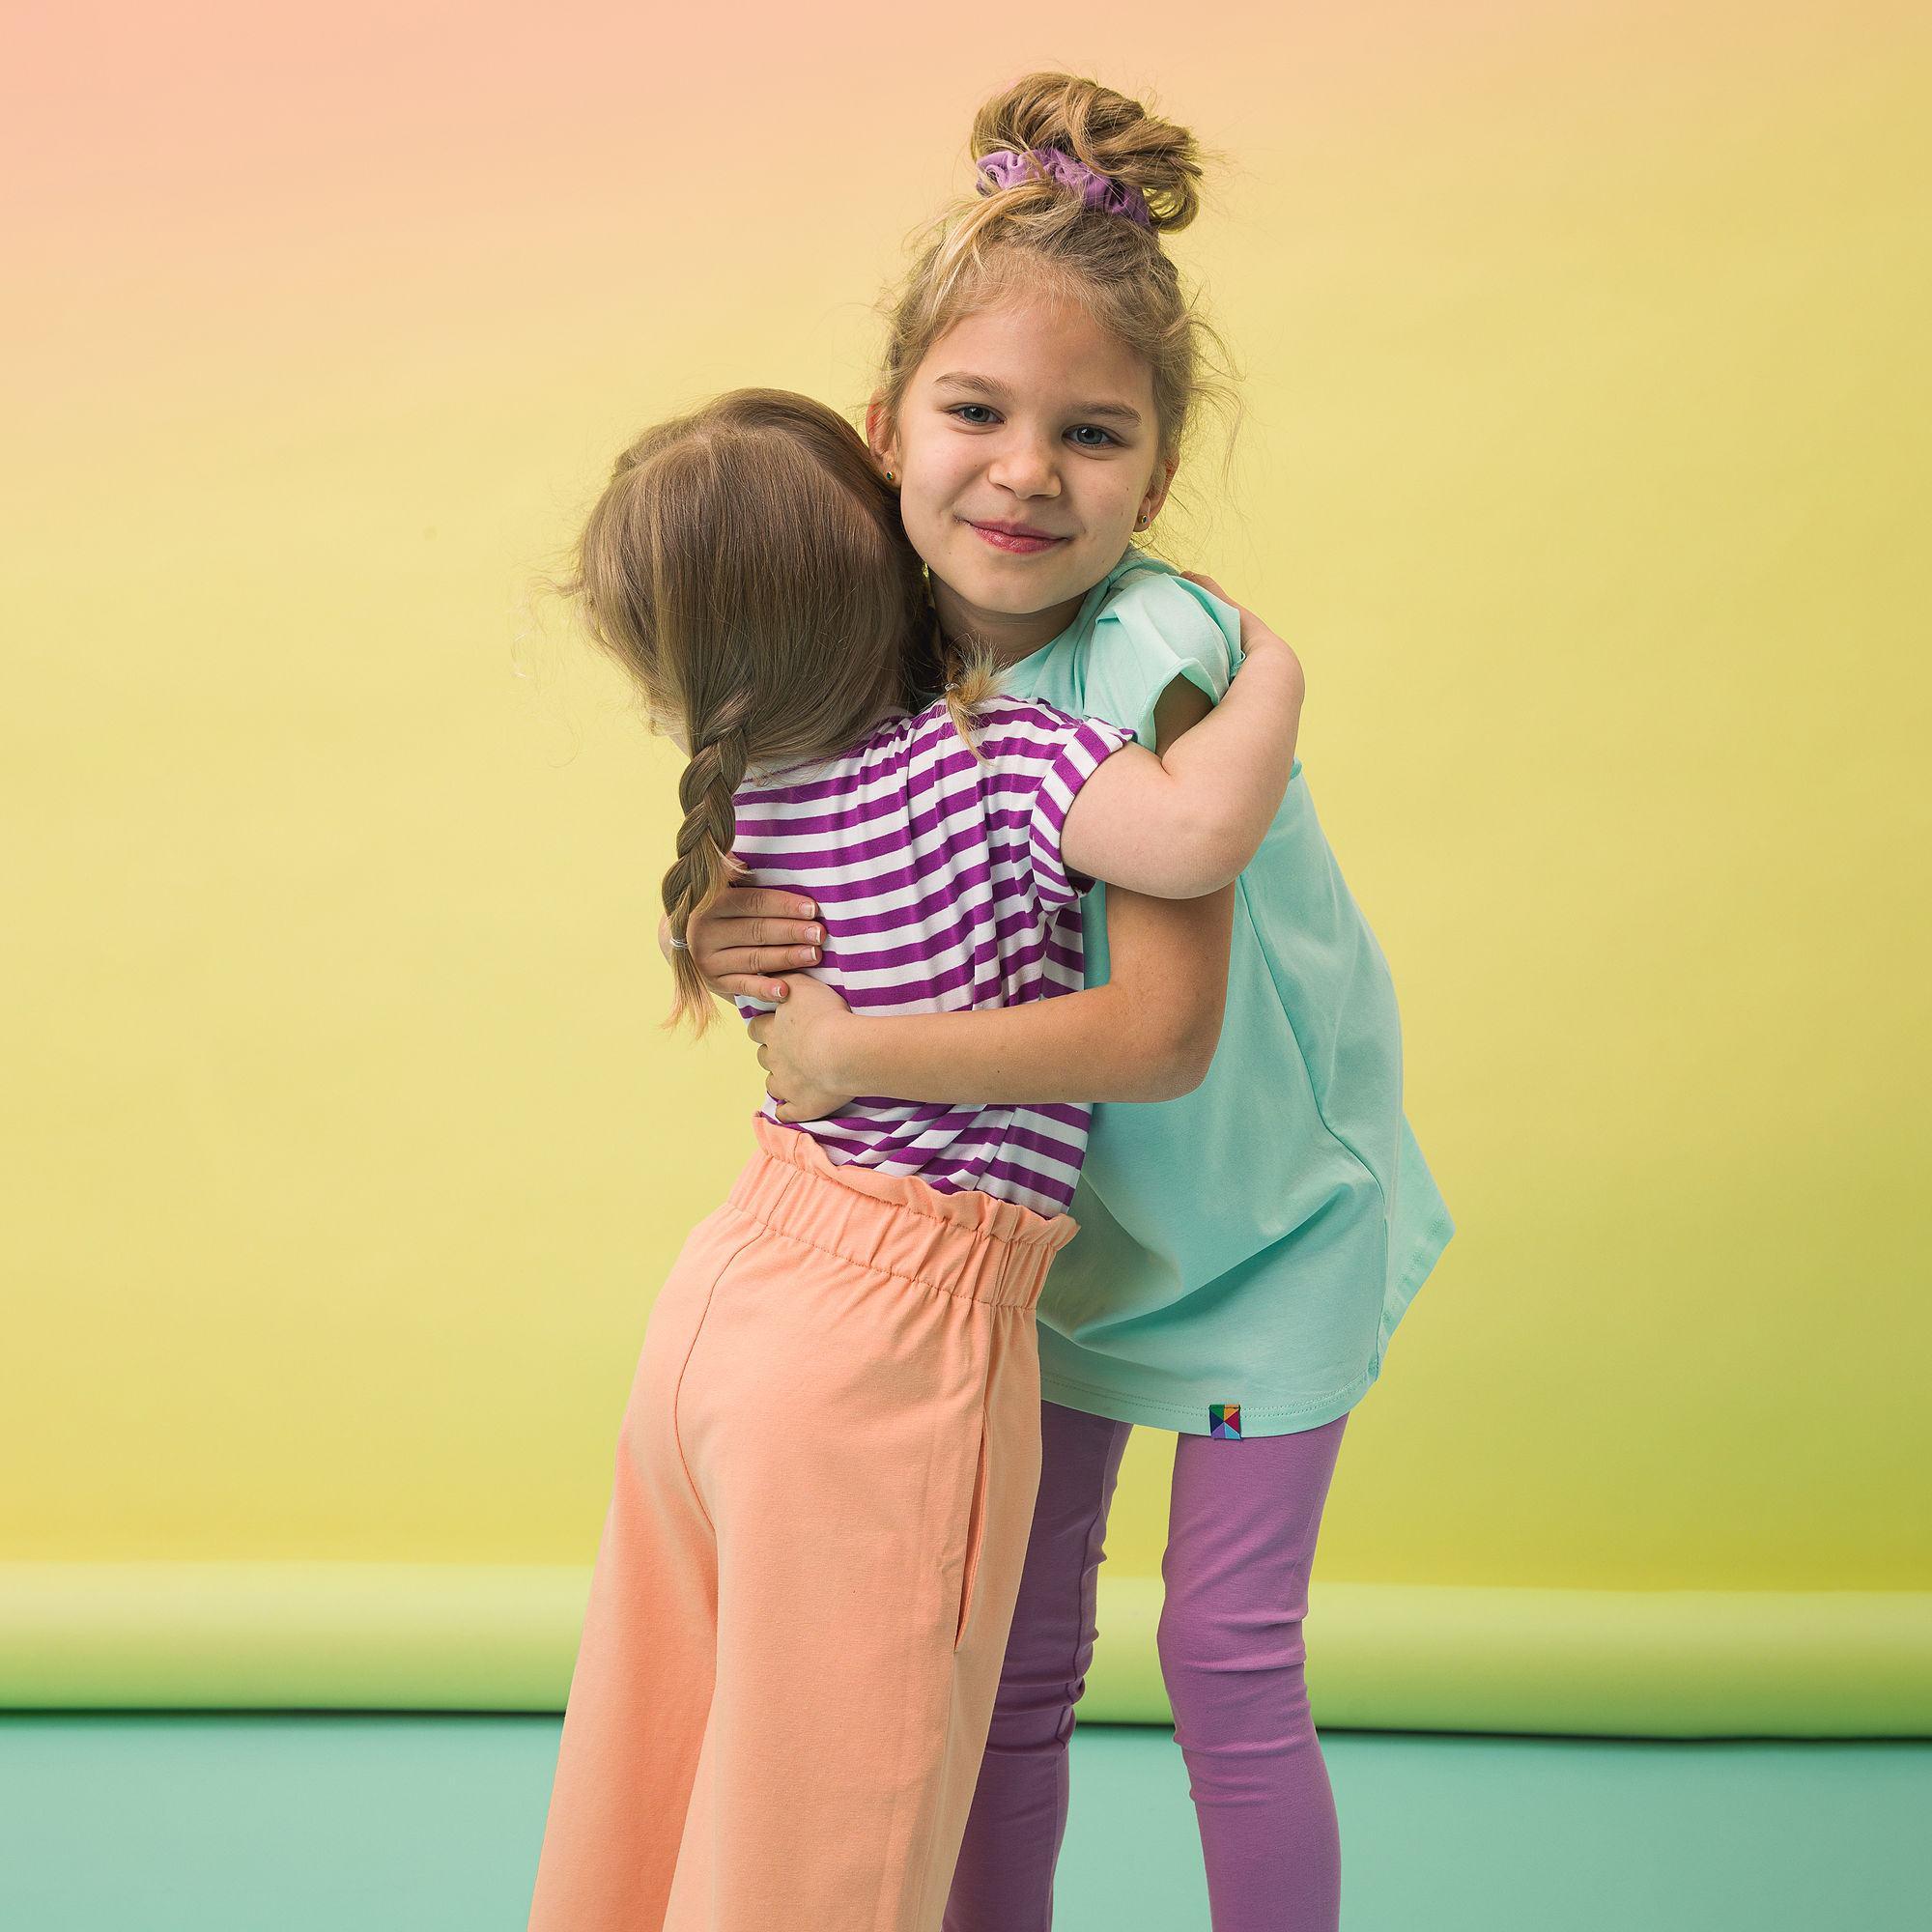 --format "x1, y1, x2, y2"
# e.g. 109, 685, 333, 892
734, 707, 924, 807
888, 696, 1090, 799
899, 696, 1124, 819
1083, 557, 1243, 746
970, 691, 1092, 743
1098, 560, 1240, 668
